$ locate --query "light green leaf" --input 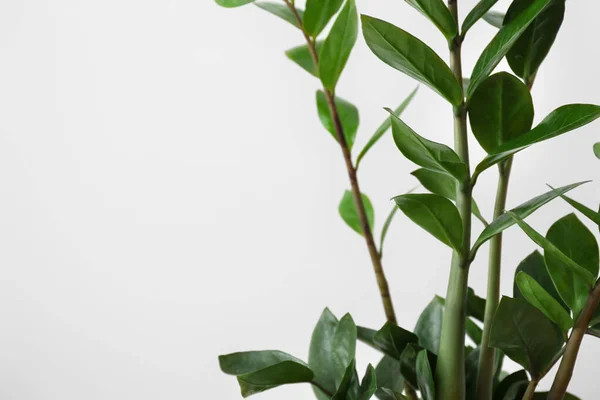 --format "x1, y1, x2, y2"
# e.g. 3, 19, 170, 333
215, 0, 254, 8
553, 189, 600, 228
516, 272, 573, 335
254, 2, 303, 28
467, 0, 552, 97
286, 42, 323, 77
462, 0, 499, 34
316, 91, 359, 150
394, 194, 463, 252
319, 0, 358, 90
304, 0, 344, 36
416, 350, 435, 400
339, 190, 375, 236
594, 142, 600, 160
514, 251, 568, 311
414, 296, 444, 354
309, 308, 341, 400
404, 0, 457, 40
482, 10, 505, 29
361, 15, 462, 105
